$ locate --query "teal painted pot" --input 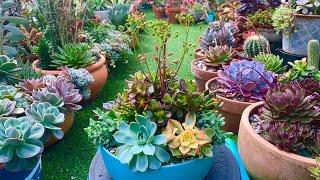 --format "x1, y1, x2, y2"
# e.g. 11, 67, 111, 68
99, 145, 214, 180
